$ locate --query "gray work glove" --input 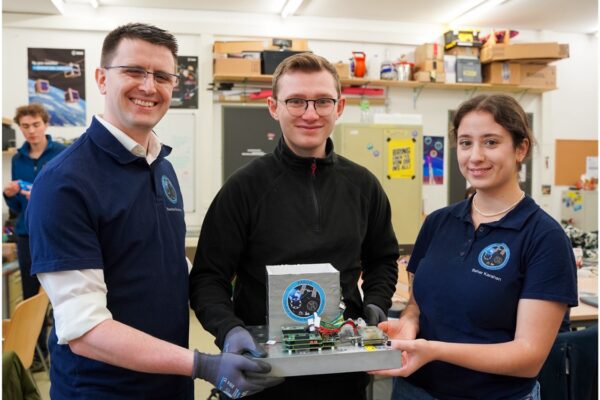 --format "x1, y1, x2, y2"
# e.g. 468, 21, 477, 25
223, 326, 265, 357
364, 303, 388, 326
192, 350, 283, 399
